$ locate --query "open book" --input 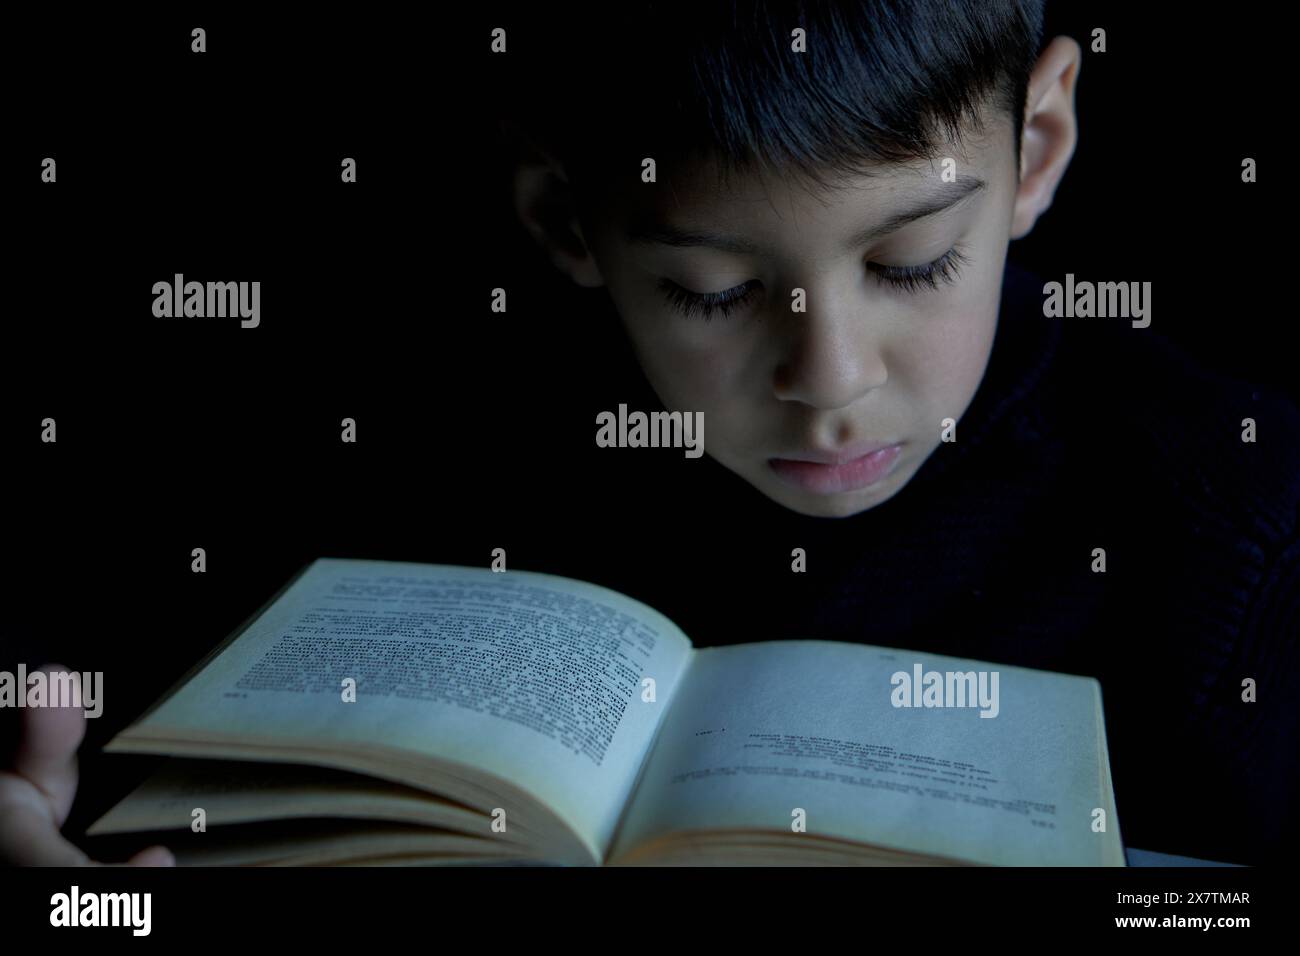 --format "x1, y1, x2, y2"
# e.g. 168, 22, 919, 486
87, 558, 1125, 866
